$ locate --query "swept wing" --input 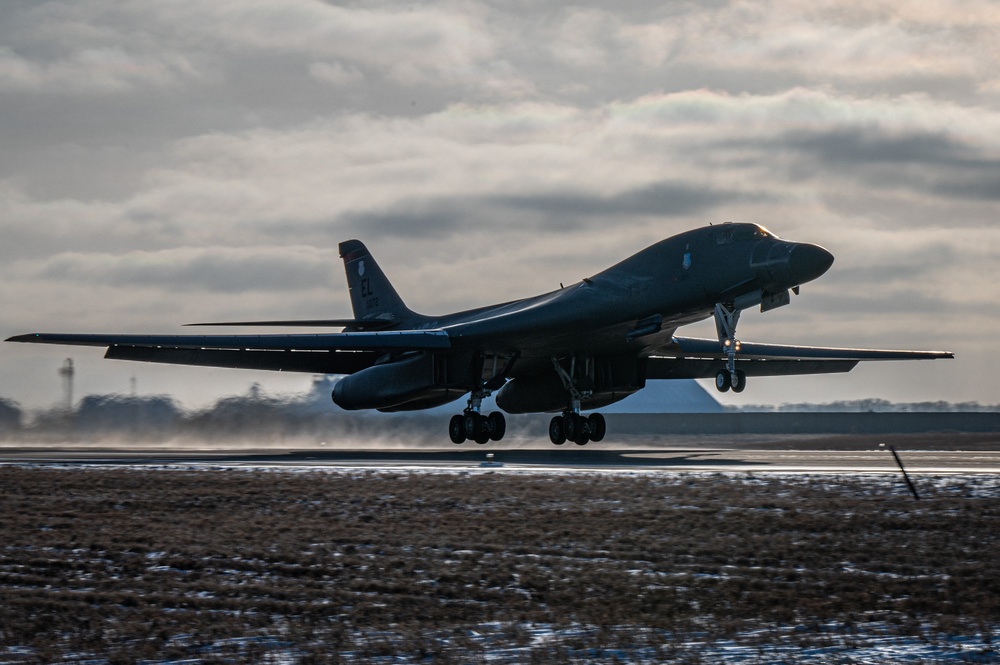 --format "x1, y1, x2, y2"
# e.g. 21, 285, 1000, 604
646, 337, 953, 380
5, 331, 450, 374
